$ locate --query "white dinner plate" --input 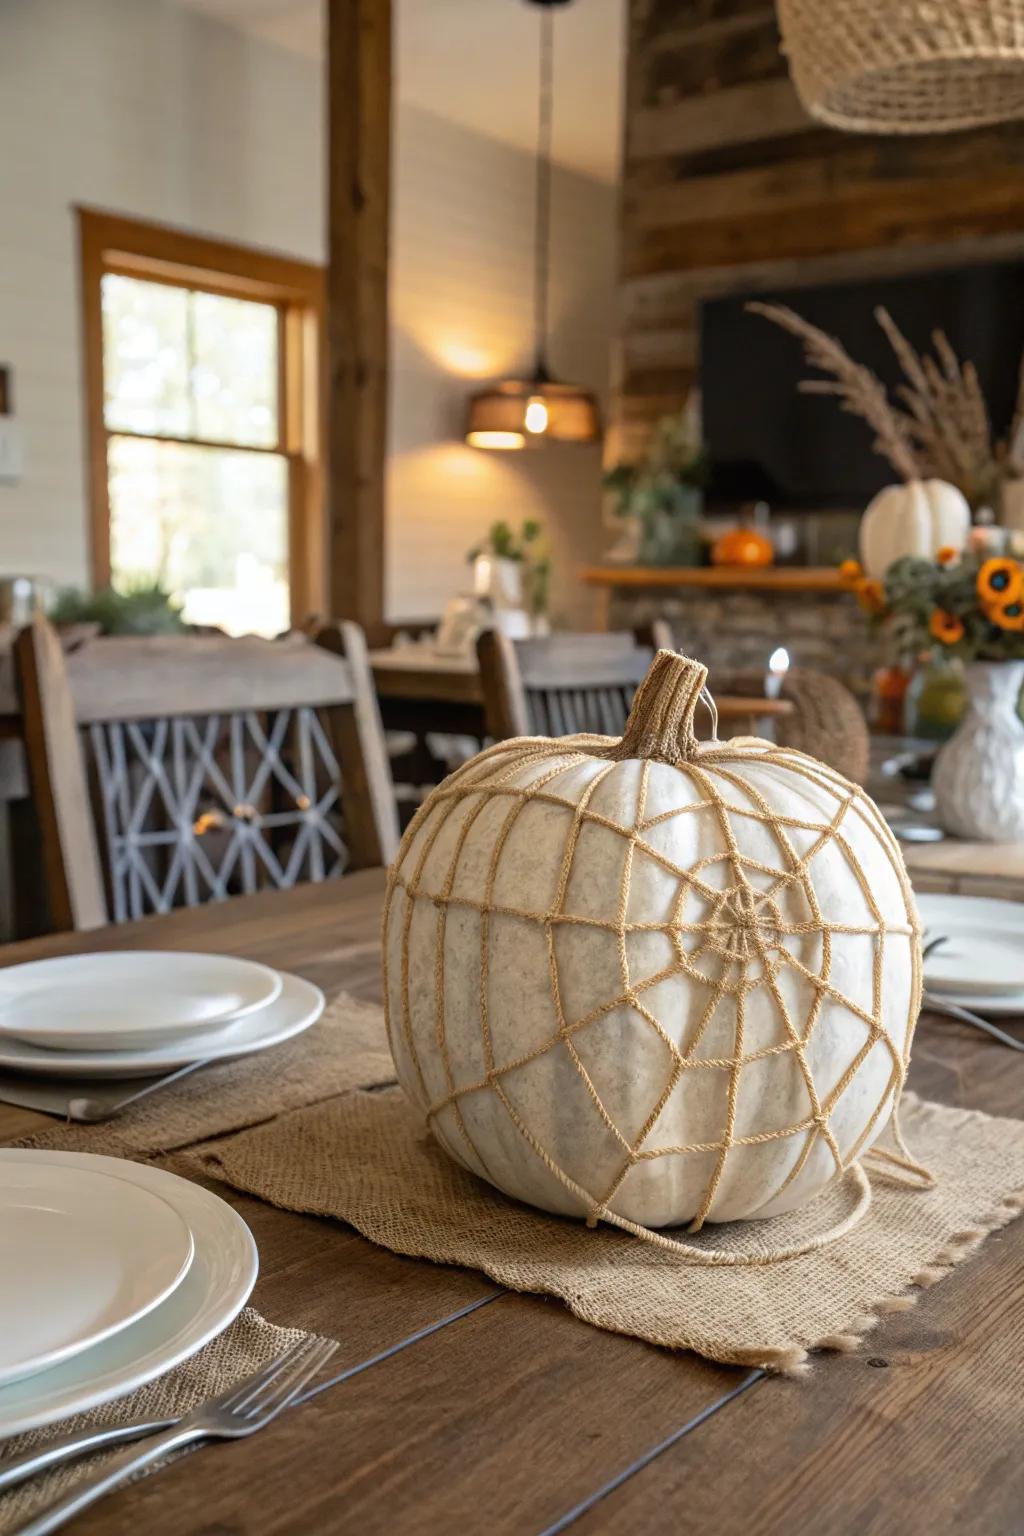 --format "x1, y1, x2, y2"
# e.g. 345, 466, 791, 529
0, 1150, 257, 1440
0, 951, 283, 1051
0, 1161, 194, 1388
0, 972, 324, 1078
919, 892, 1024, 1014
